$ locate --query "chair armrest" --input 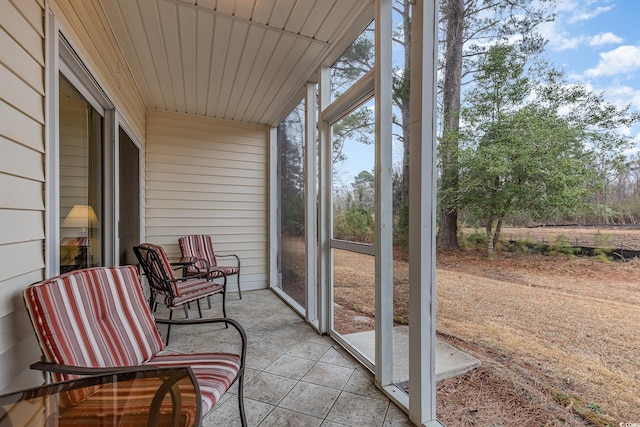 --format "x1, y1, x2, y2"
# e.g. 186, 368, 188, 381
166, 269, 210, 282
170, 257, 211, 277
214, 254, 240, 268
30, 362, 158, 376
154, 317, 247, 369
192, 258, 212, 275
